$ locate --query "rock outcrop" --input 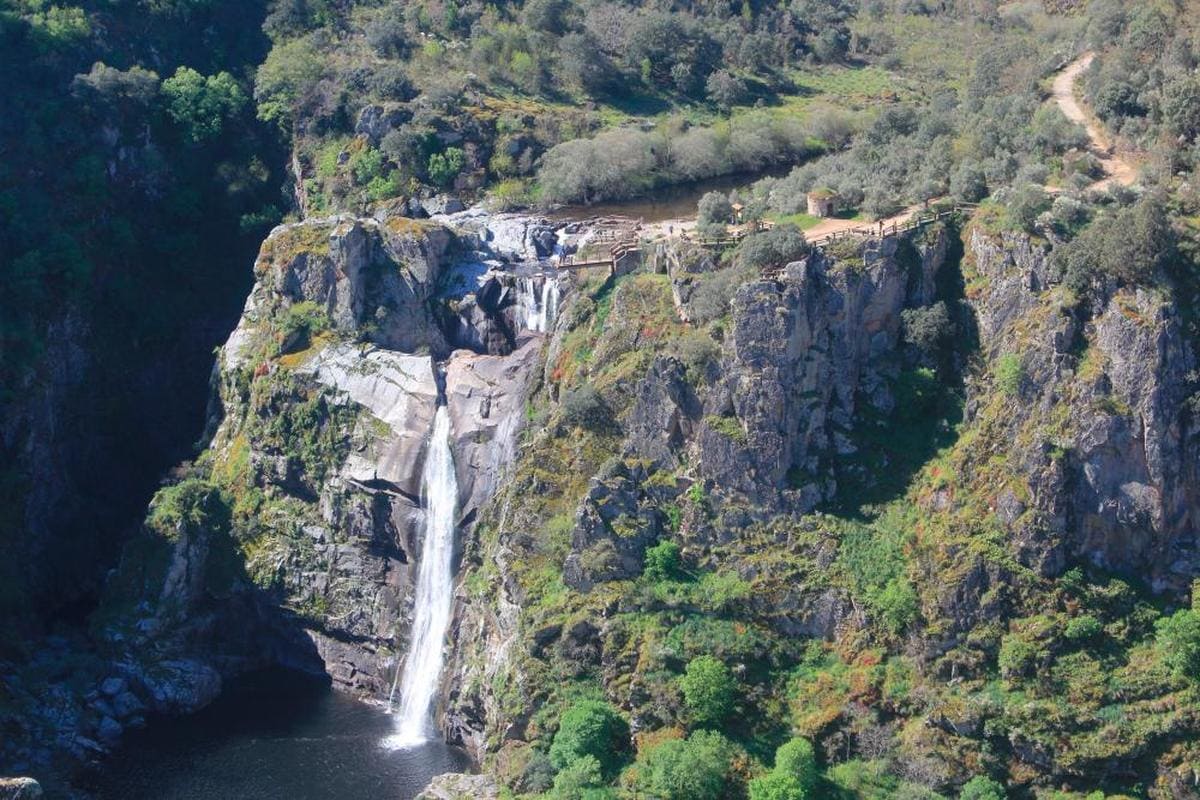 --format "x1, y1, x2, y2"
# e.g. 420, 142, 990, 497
417, 772, 500, 800
1, 209, 557, 778
697, 231, 948, 511
441, 227, 955, 760
961, 225, 1200, 595
0, 778, 42, 800
194, 213, 546, 700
